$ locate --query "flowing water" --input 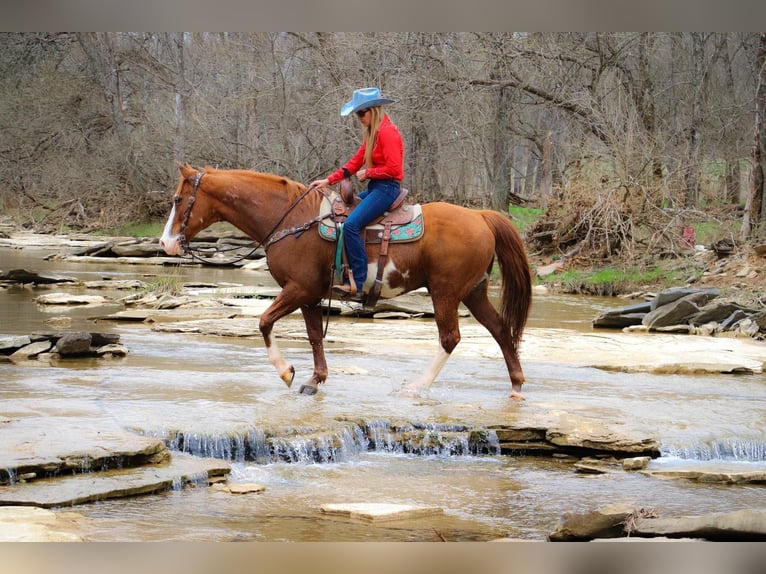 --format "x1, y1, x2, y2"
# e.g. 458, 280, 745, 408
2, 246, 766, 541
